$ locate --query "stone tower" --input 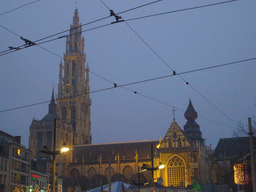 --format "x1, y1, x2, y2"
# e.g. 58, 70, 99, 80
57, 8, 91, 145
183, 99, 204, 145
